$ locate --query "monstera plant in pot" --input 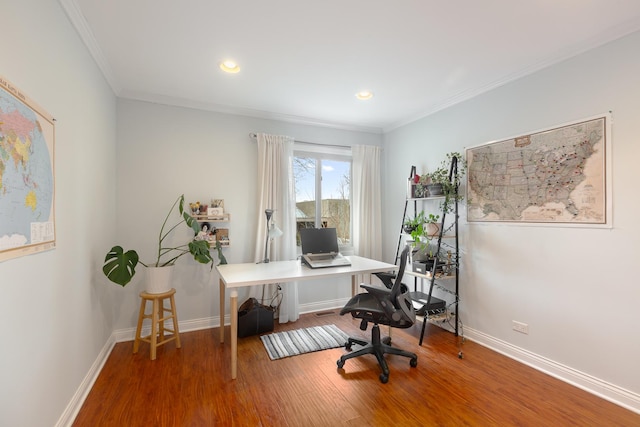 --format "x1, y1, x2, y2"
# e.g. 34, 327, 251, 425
102, 194, 216, 293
